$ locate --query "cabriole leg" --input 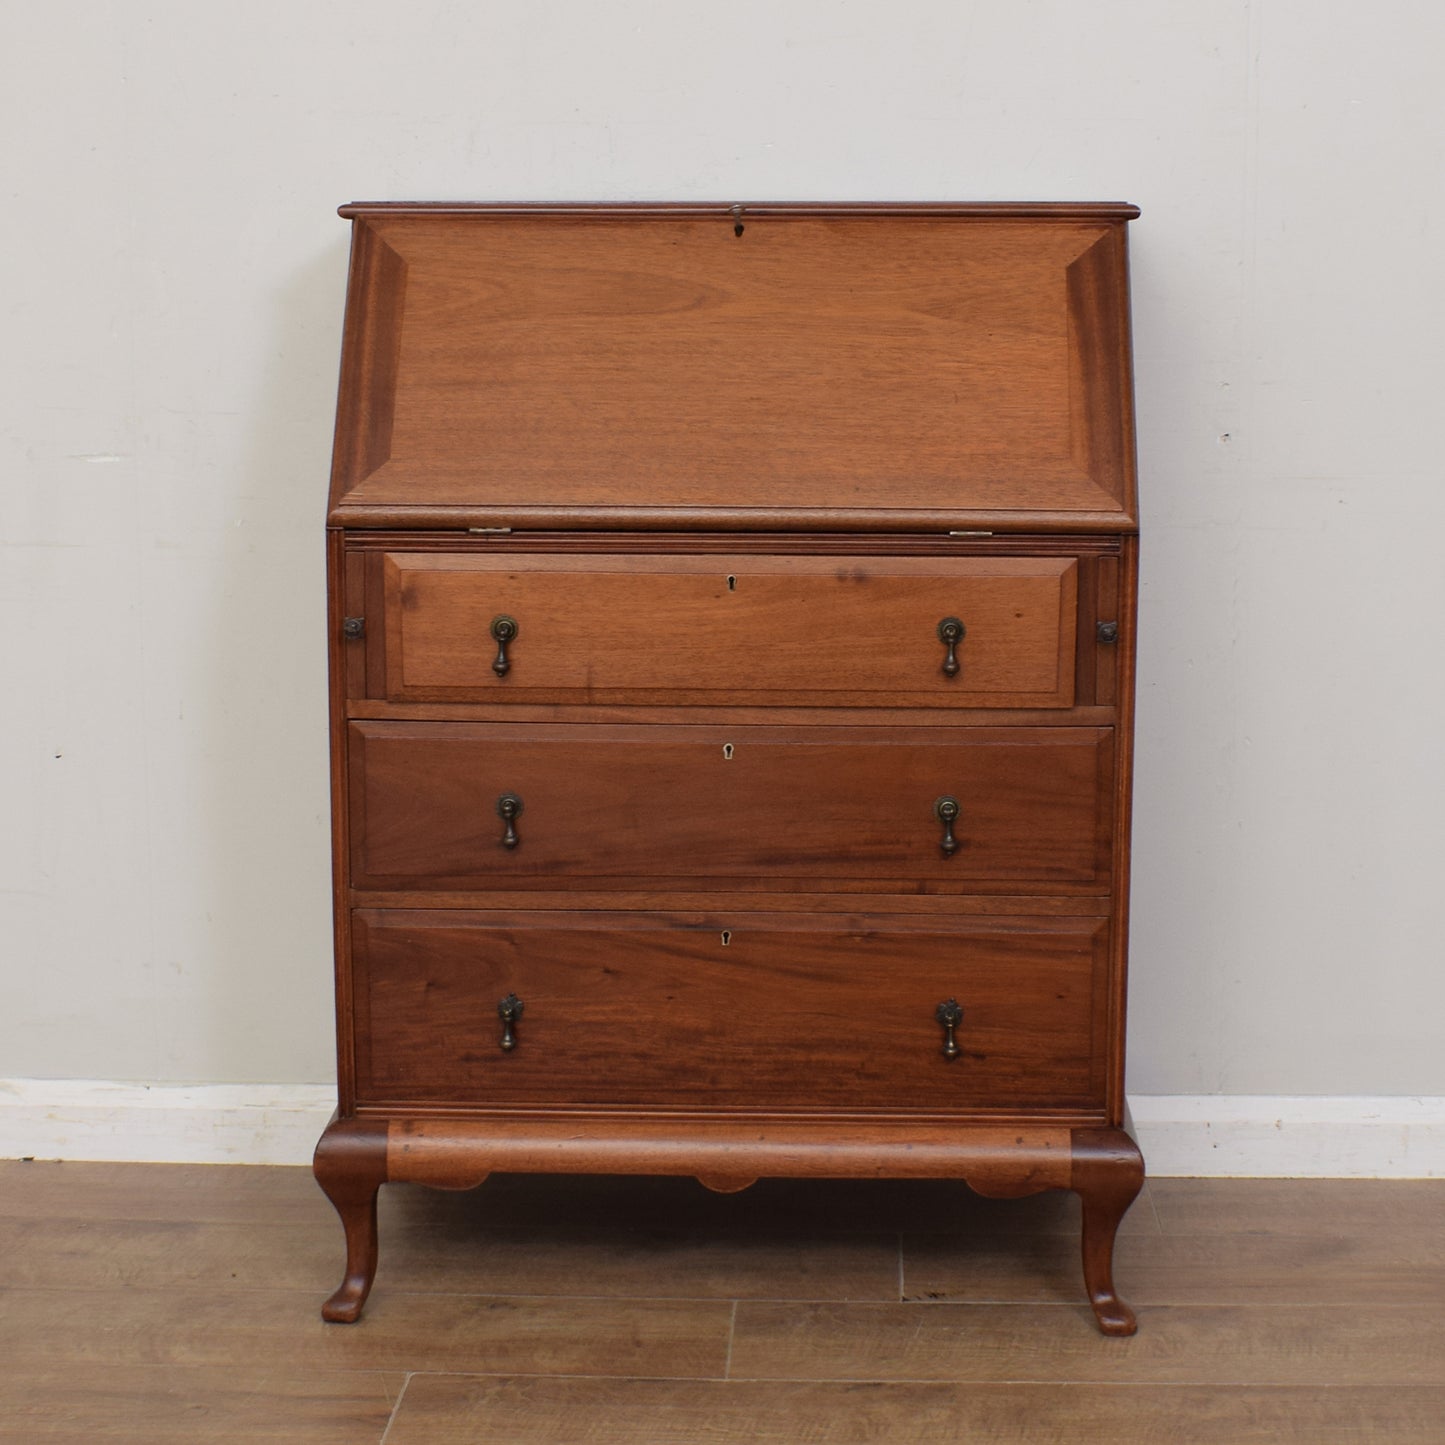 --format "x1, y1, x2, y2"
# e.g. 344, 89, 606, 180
313, 1117, 388, 1323
1071, 1126, 1145, 1336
